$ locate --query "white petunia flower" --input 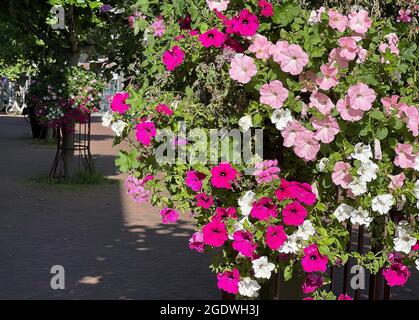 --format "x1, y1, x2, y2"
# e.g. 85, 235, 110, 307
238, 277, 261, 298
238, 115, 253, 132
271, 109, 292, 131
318, 158, 329, 172
350, 207, 373, 227
347, 177, 368, 196
296, 220, 316, 240
278, 233, 304, 254
238, 191, 256, 217
101, 112, 113, 127
416, 259, 419, 272
333, 204, 355, 222
371, 194, 394, 215
394, 229, 417, 254
252, 256, 275, 279
111, 120, 127, 137
414, 180, 419, 199
356, 160, 378, 182
351, 143, 373, 163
